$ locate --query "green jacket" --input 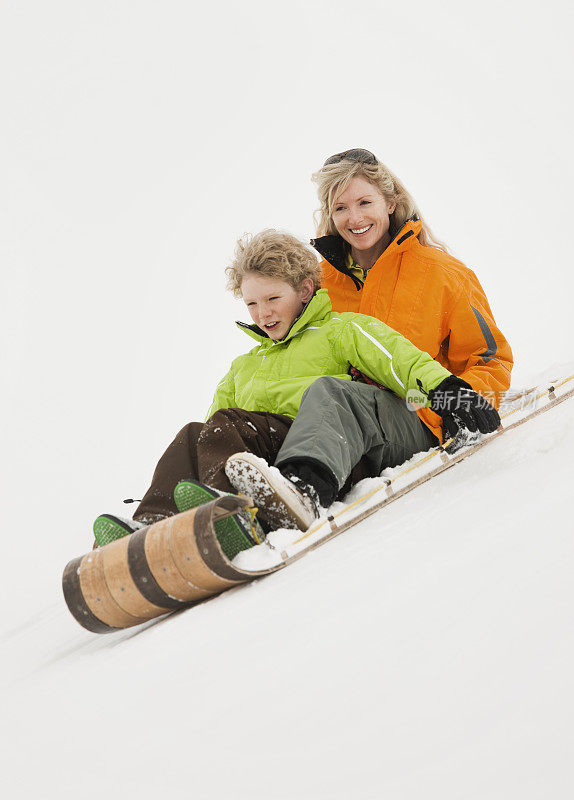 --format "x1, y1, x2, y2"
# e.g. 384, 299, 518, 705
207, 289, 451, 420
